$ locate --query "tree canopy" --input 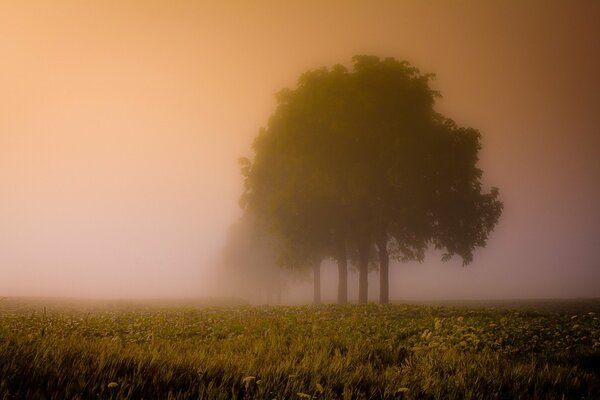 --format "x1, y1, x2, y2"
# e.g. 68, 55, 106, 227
240, 55, 502, 303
